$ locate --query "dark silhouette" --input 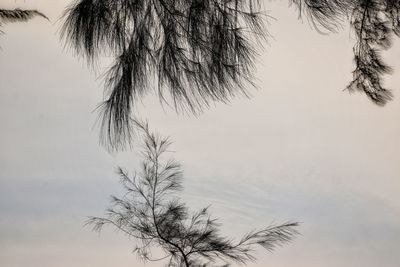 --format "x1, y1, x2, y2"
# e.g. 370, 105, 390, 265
61, 1, 400, 151
61, 0, 266, 150
88, 121, 299, 267
291, 0, 397, 105
0, 8, 48, 34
